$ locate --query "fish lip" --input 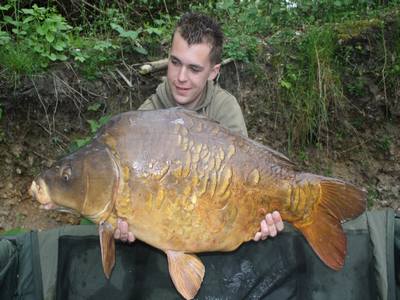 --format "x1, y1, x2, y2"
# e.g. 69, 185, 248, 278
40, 202, 59, 210
30, 179, 57, 210
39, 202, 78, 216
